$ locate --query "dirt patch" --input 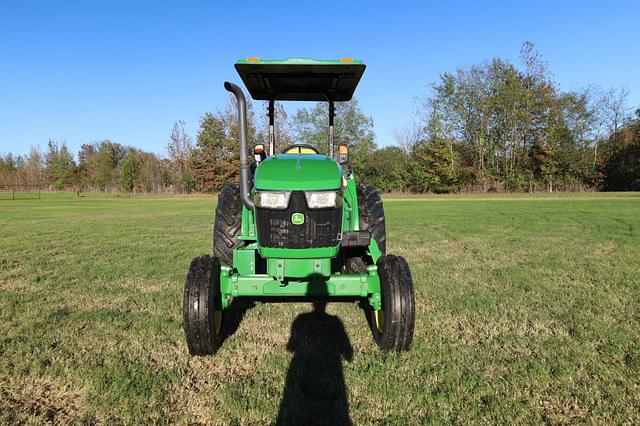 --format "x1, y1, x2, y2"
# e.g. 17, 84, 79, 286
0, 375, 86, 424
